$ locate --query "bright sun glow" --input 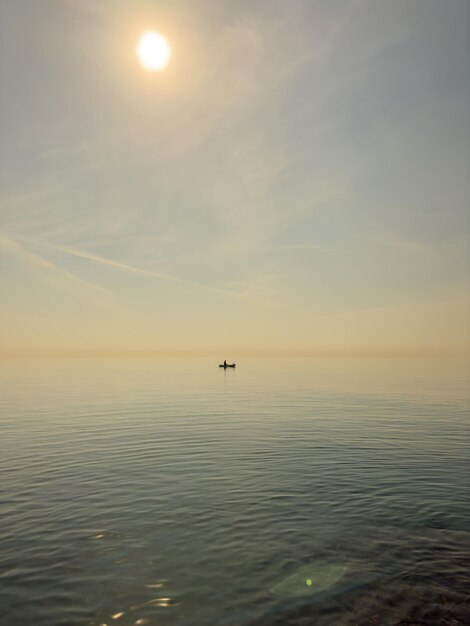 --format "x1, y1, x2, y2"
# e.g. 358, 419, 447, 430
137, 32, 171, 71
